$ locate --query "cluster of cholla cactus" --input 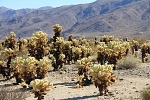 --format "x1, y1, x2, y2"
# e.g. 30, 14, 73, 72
96, 38, 130, 70
10, 55, 53, 86
30, 79, 53, 100
36, 57, 52, 79
2, 32, 16, 49
75, 56, 93, 87
10, 56, 38, 85
100, 35, 114, 44
0, 48, 15, 79
28, 31, 49, 60
131, 40, 139, 55
140, 41, 150, 63
72, 47, 82, 62
90, 63, 116, 95
1, 23, 150, 99
52, 24, 66, 71
63, 41, 72, 64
